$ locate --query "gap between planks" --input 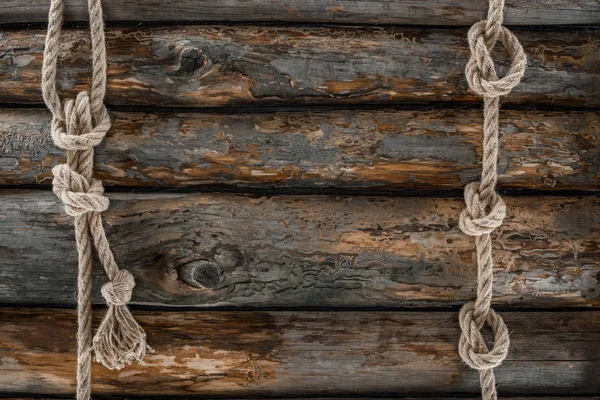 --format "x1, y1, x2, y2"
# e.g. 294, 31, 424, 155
2, 398, 600, 400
